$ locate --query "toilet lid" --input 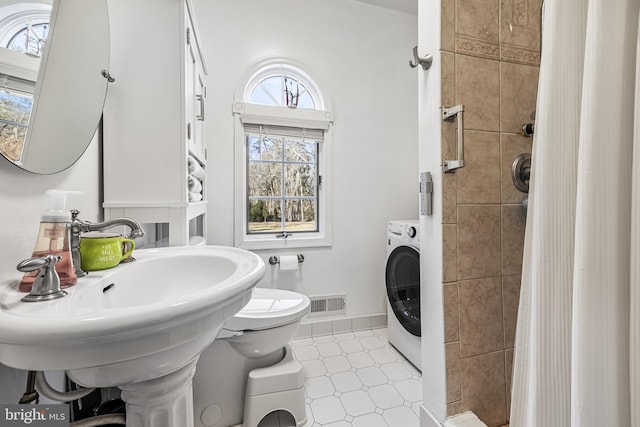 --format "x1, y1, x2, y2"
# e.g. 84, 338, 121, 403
224, 288, 311, 331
